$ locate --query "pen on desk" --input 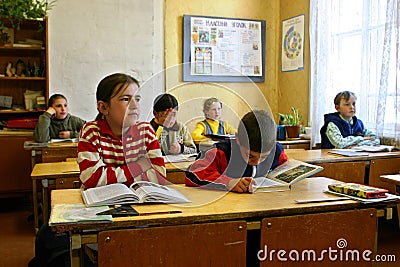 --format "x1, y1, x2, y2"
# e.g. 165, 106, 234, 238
251, 166, 256, 178
139, 210, 182, 216
61, 171, 80, 173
